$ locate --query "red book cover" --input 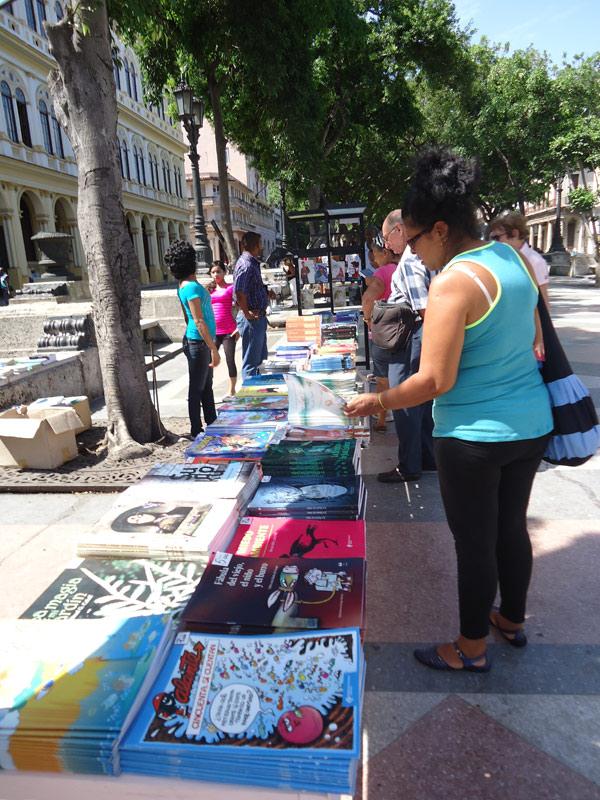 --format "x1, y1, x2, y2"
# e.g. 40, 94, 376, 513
180, 553, 365, 632
228, 517, 366, 559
